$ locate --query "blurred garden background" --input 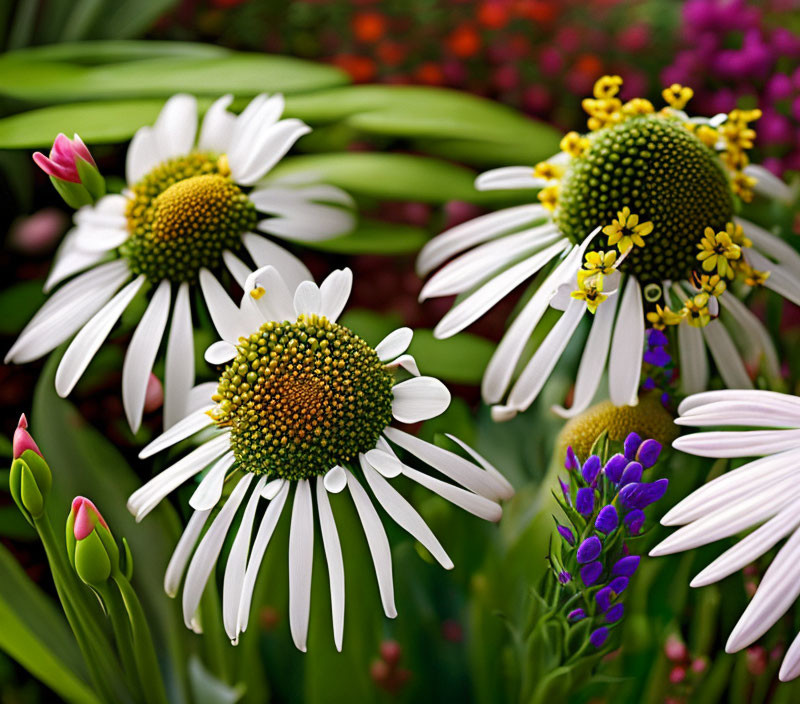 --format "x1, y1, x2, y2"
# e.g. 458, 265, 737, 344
0, 1, 799, 703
